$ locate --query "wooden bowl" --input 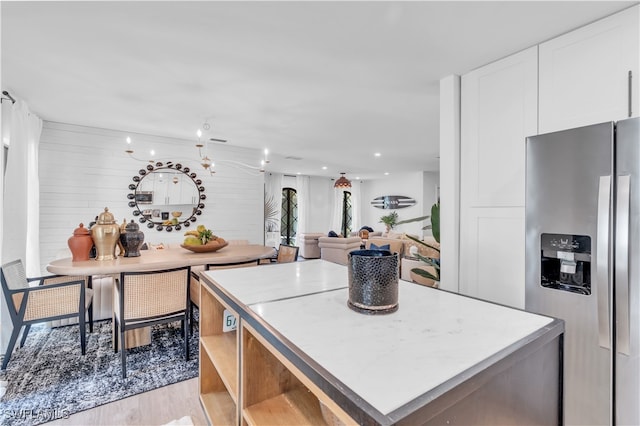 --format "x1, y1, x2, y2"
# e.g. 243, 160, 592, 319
180, 241, 229, 253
